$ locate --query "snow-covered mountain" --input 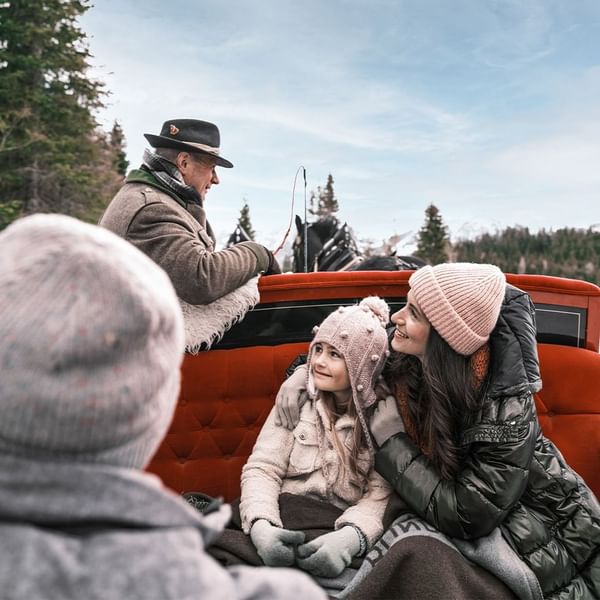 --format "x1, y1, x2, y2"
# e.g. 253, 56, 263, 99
451, 220, 505, 242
